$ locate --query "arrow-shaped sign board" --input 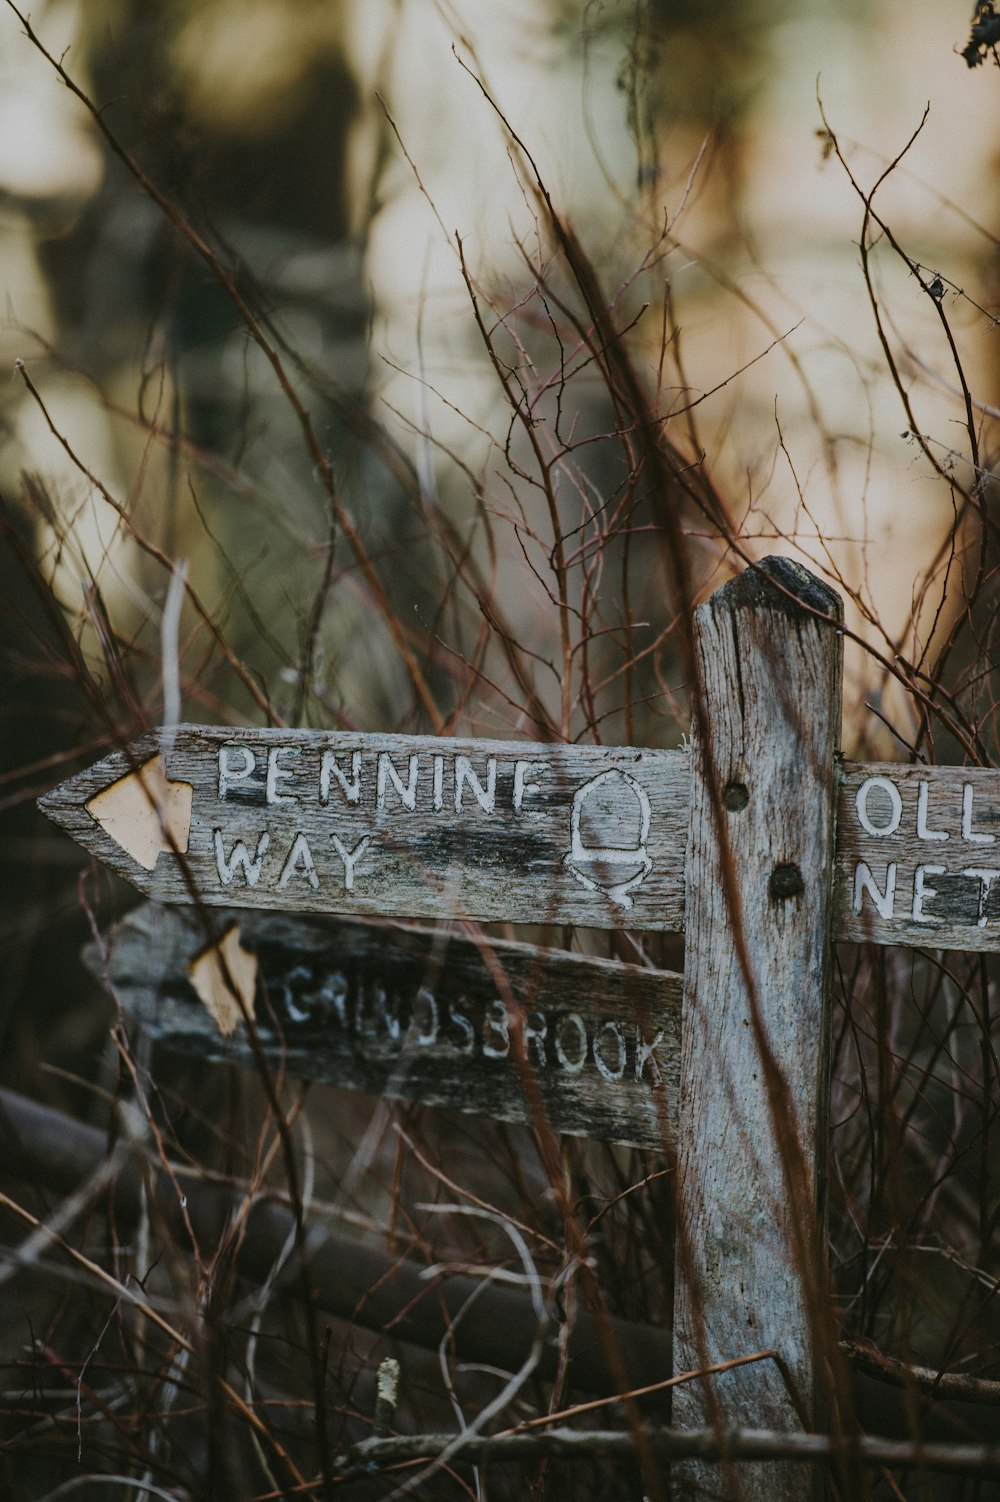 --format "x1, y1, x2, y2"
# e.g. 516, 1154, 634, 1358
39, 726, 1000, 947
41, 727, 688, 930
87, 904, 681, 1151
